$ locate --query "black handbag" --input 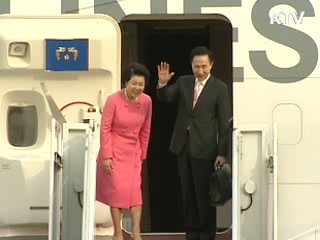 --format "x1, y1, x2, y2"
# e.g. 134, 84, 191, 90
209, 163, 232, 206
